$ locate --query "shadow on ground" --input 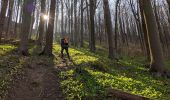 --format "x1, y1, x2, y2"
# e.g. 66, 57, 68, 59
0, 43, 66, 100
57, 45, 170, 100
